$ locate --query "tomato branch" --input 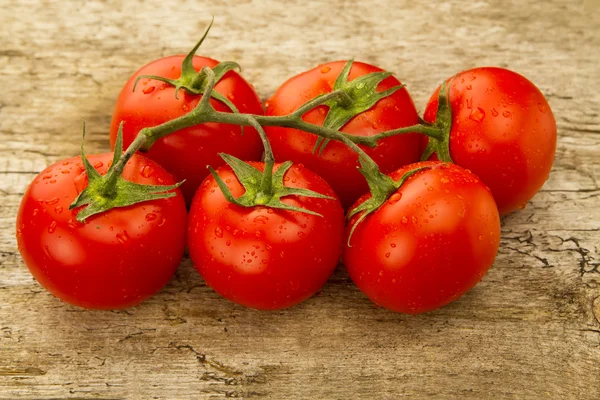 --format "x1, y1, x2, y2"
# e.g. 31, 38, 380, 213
103, 60, 444, 231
